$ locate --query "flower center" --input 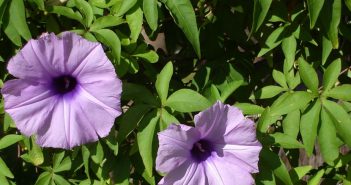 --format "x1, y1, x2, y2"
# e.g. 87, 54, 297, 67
190, 139, 213, 162
52, 75, 77, 94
